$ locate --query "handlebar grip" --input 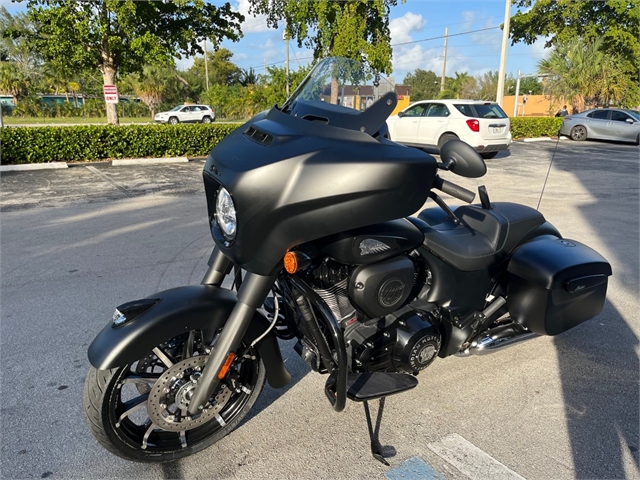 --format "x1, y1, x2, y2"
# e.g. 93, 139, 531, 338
433, 177, 476, 203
